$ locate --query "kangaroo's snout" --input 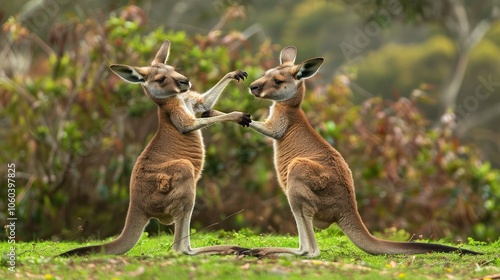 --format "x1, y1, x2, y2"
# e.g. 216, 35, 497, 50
176, 78, 191, 92
249, 83, 262, 97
